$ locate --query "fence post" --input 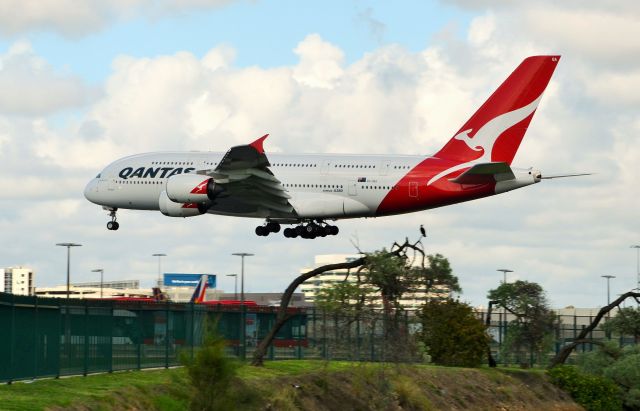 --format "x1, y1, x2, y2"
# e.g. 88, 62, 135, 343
296, 312, 302, 360
83, 299, 88, 376
322, 310, 327, 360
8, 294, 15, 384
268, 315, 274, 360
240, 304, 246, 361
109, 301, 114, 373
136, 301, 141, 370
34, 296, 39, 380
165, 302, 170, 369
56, 299, 62, 379
356, 315, 361, 362
190, 303, 195, 361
